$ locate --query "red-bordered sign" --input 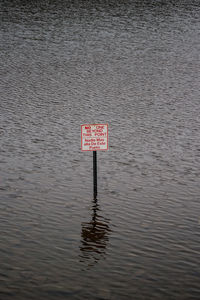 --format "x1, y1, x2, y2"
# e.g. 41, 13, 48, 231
81, 124, 108, 151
